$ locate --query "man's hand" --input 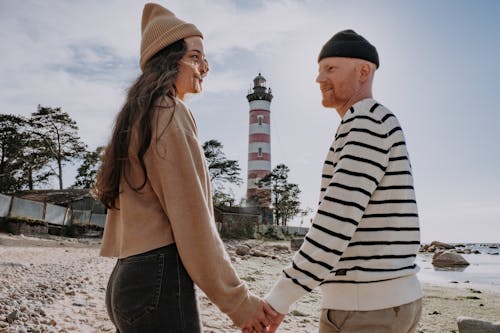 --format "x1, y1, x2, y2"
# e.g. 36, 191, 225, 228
241, 299, 279, 333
